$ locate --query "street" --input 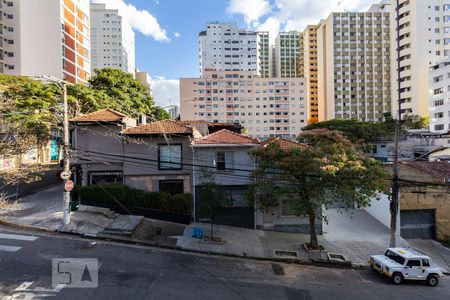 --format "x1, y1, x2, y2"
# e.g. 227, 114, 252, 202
0, 226, 448, 300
